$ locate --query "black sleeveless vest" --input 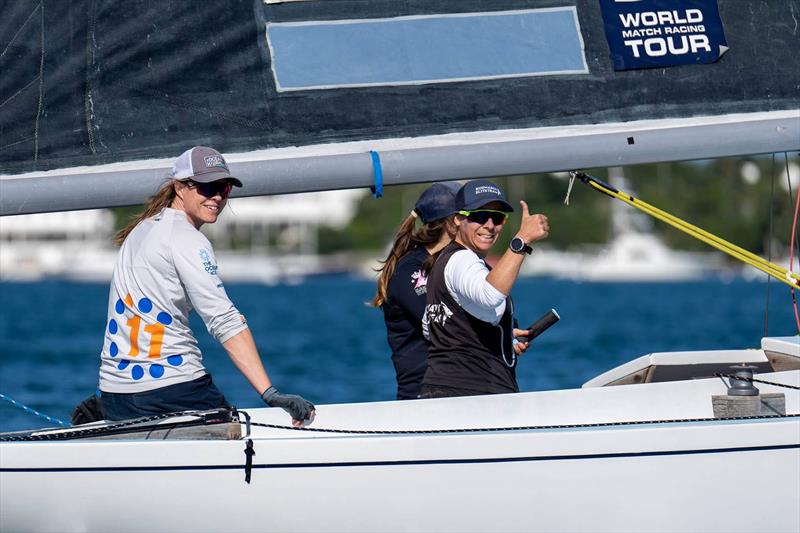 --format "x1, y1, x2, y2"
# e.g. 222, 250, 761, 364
422, 242, 518, 394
